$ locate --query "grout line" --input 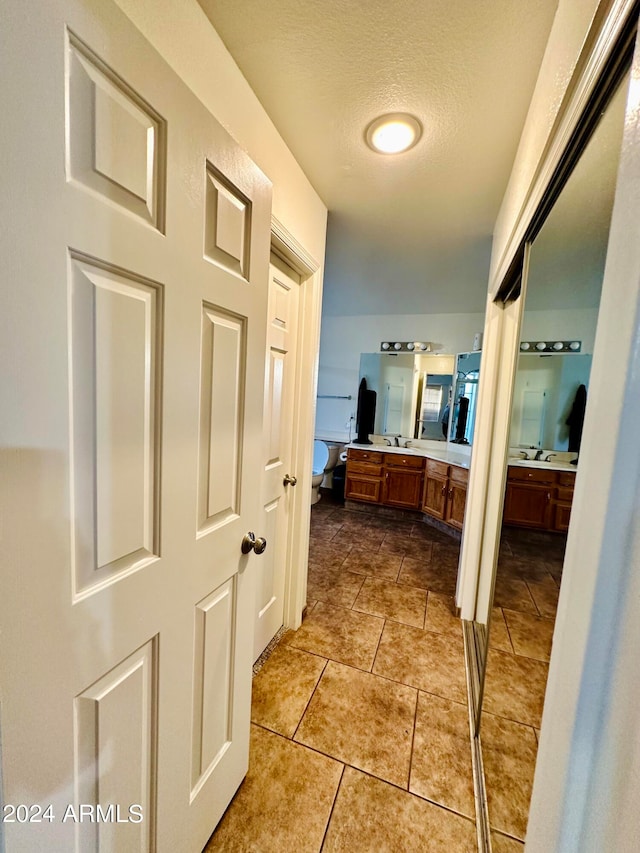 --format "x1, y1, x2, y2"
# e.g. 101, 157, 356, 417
406, 686, 420, 791
291, 656, 330, 742
500, 607, 516, 655
319, 764, 346, 852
